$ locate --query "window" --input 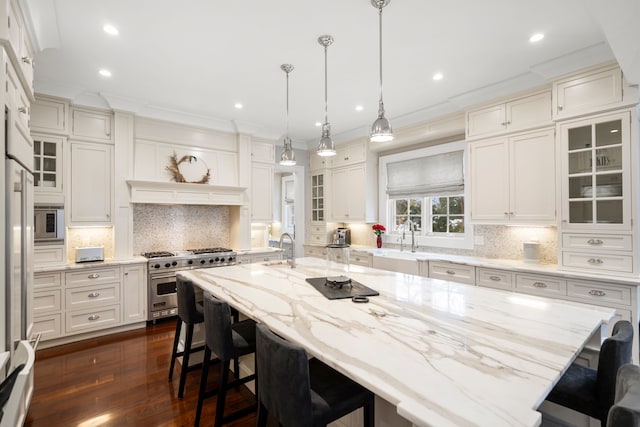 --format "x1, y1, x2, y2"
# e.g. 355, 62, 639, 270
379, 141, 473, 249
